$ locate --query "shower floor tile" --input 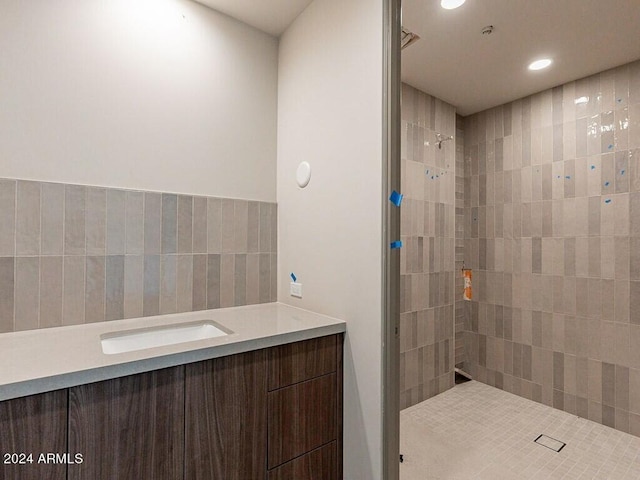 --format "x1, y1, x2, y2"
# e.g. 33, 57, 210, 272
400, 381, 640, 480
